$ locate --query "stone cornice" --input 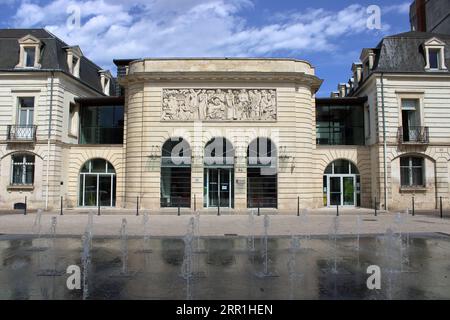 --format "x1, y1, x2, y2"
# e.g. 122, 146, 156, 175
119, 72, 323, 92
